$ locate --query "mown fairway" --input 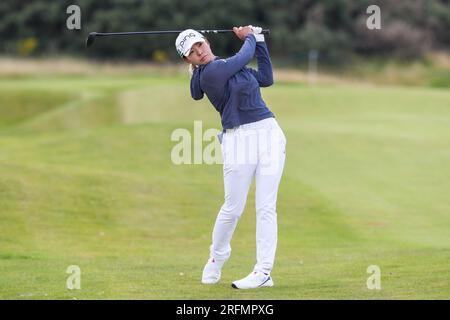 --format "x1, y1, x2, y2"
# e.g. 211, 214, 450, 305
0, 71, 449, 299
